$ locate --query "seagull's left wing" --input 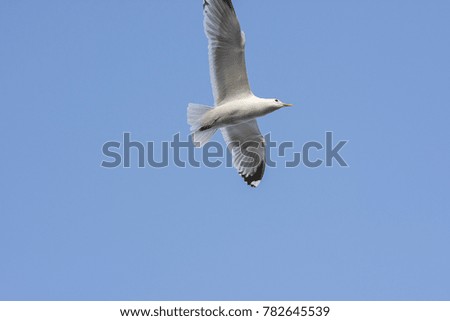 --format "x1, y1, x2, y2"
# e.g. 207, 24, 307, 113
221, 120, 265, 187
203, 0, 252, 105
